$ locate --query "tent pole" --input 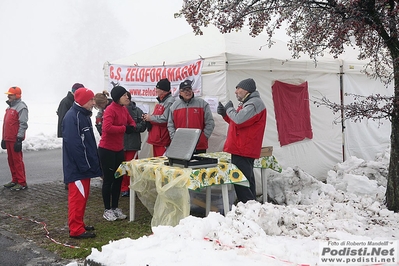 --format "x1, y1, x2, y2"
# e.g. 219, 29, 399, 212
340, 64, 345, 162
